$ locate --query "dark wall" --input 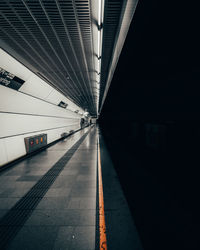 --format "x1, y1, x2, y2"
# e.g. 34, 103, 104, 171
99, 120, 200, 250
101, 0, 200, 121
99, 0, 200, 249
